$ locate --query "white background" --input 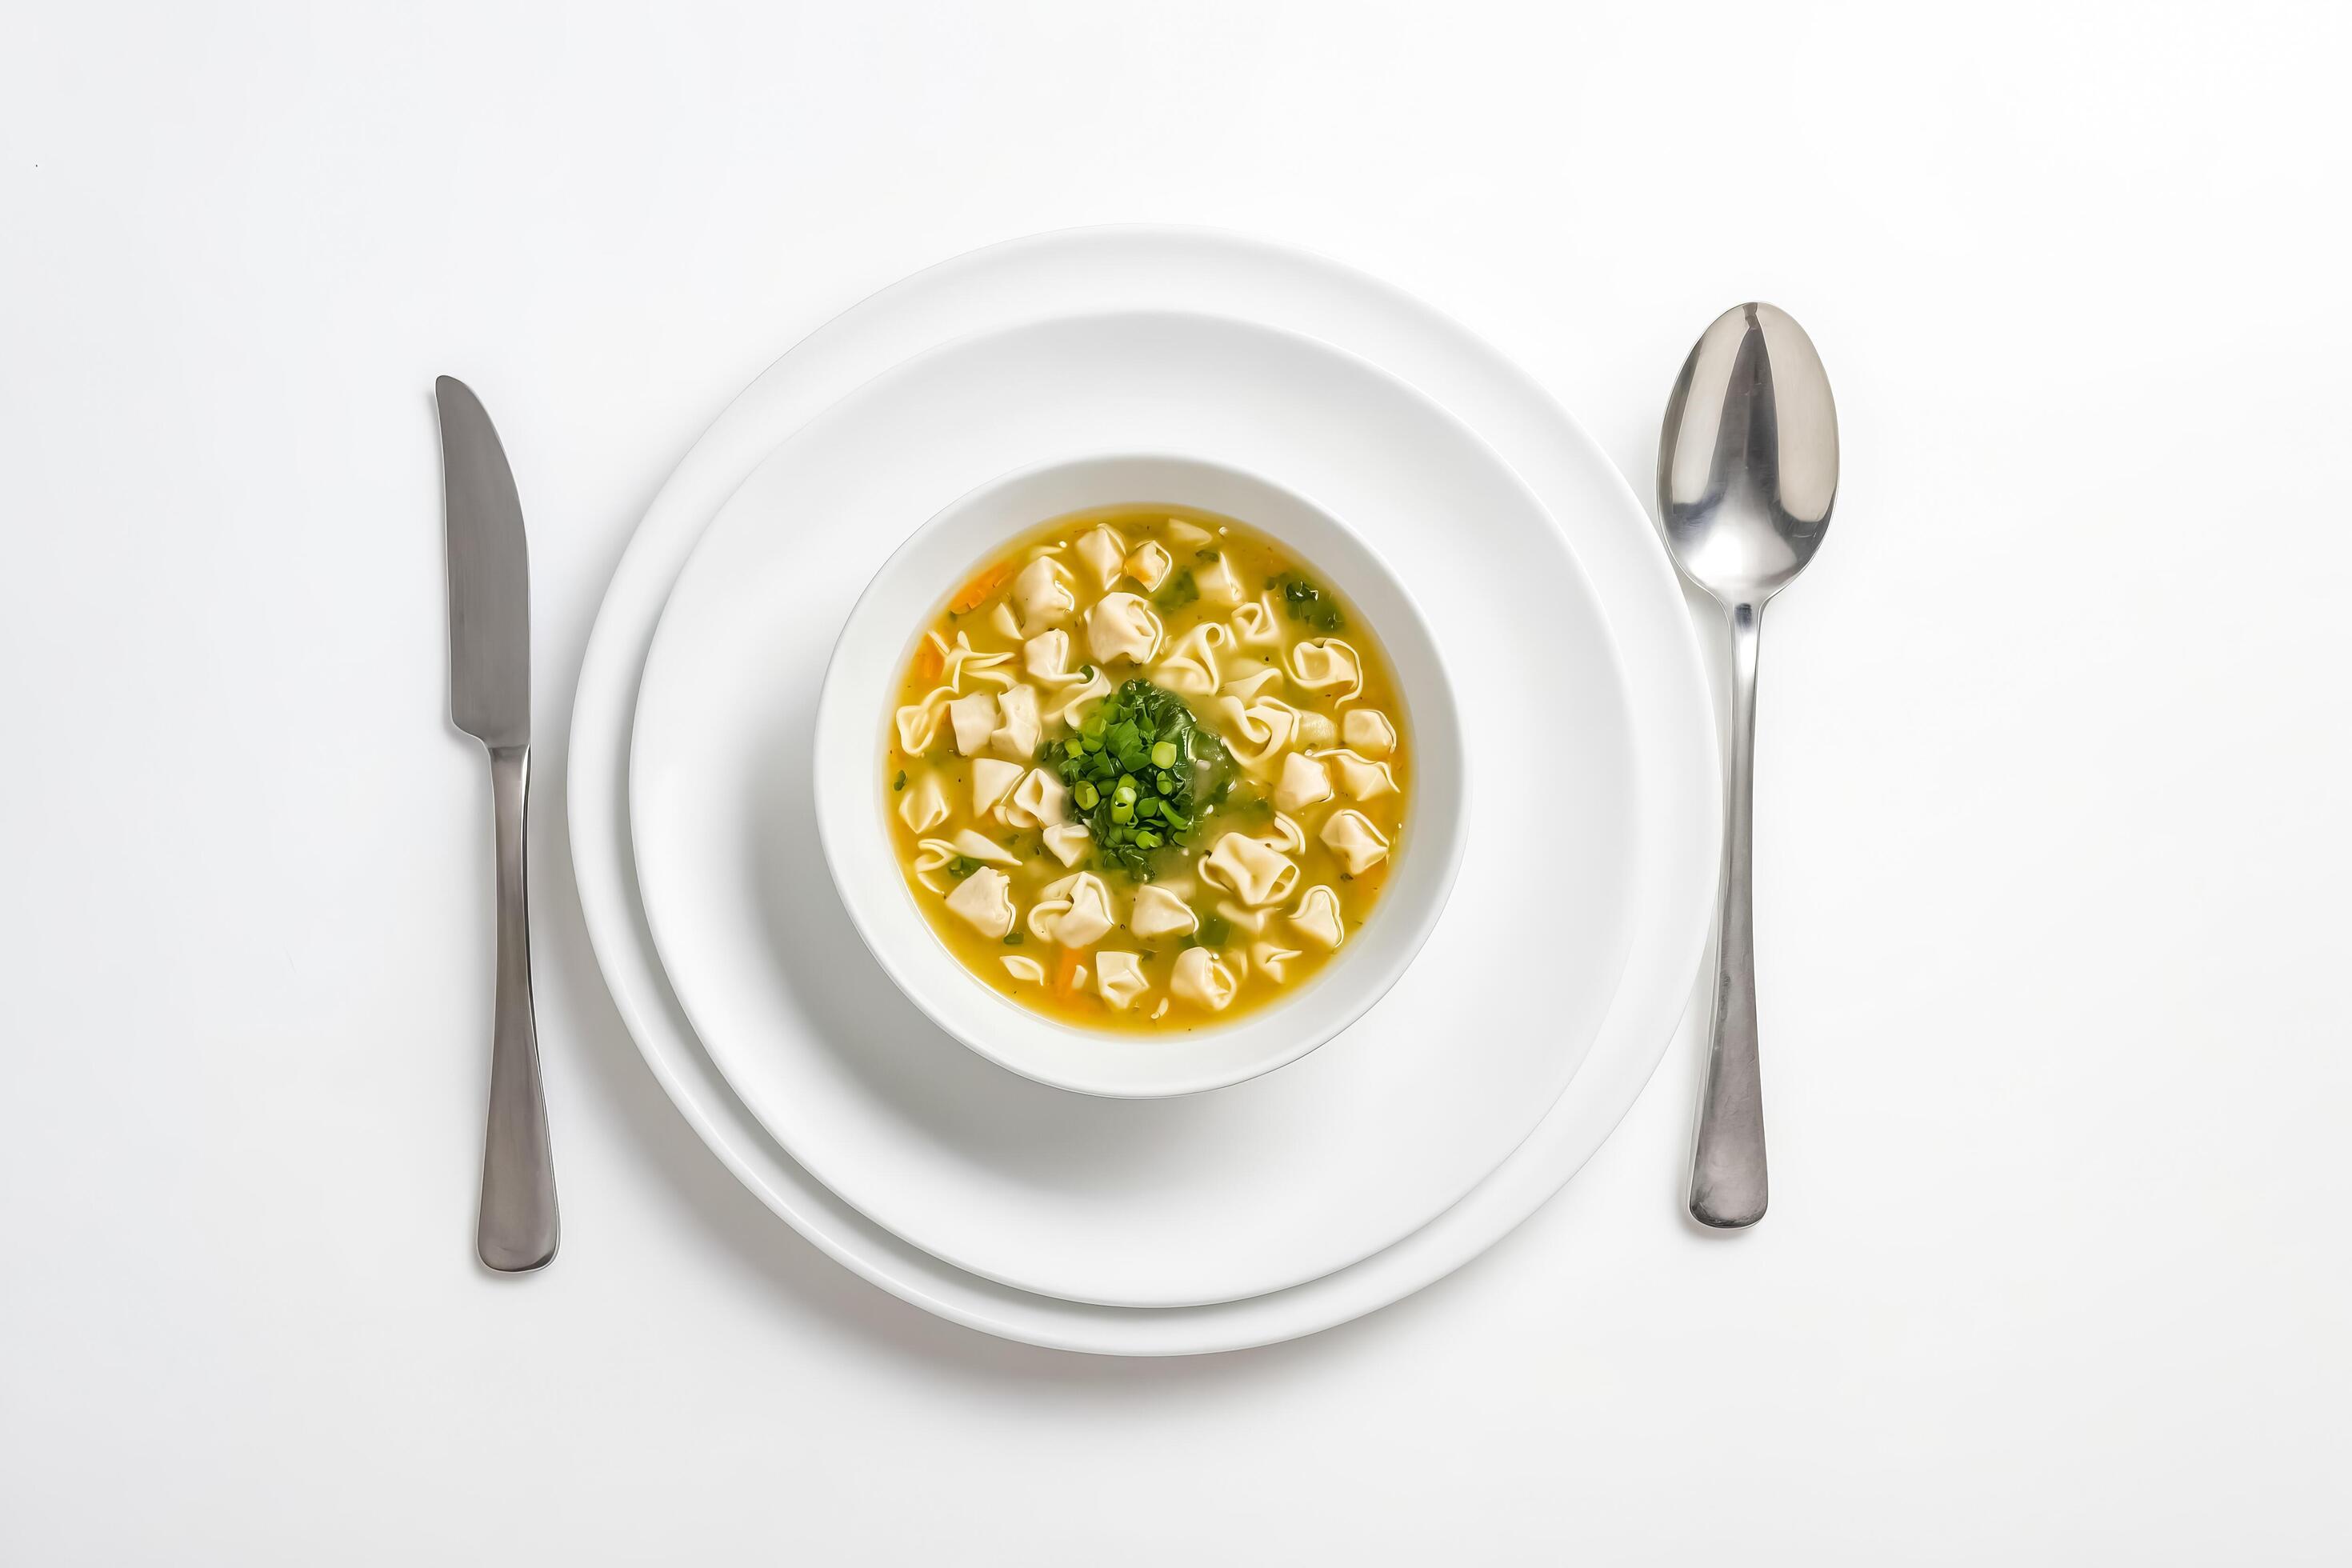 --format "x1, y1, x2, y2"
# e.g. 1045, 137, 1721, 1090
4, 2, 2347, 1562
